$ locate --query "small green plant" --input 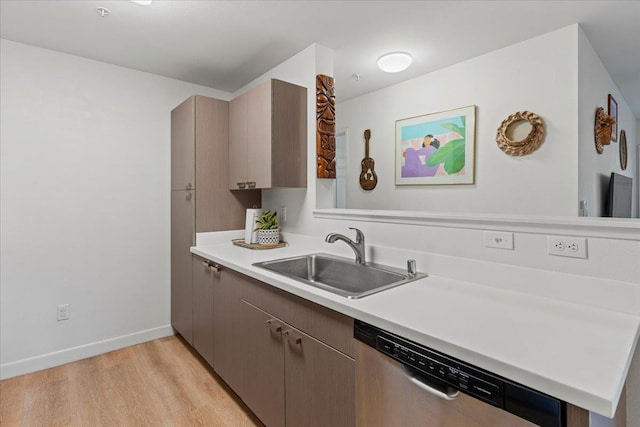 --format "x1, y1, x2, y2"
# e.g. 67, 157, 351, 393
254, 210, 279, 231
